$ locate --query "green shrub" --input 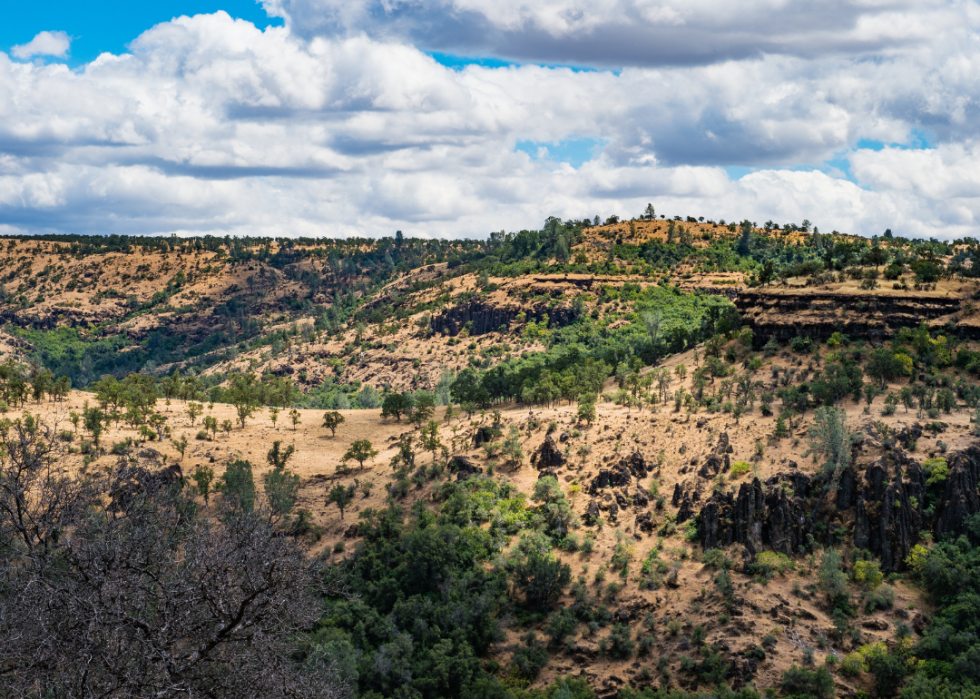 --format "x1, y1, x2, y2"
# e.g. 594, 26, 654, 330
781, 665, 835, 699
730, 461, 751, 477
